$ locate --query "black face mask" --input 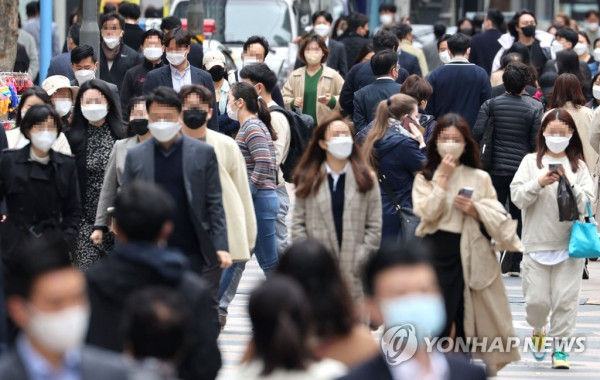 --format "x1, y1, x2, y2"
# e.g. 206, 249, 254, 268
459, 28, 473, 36
129, 119, 148, 136
183, 109, 208, 129
521, 25, 536, 37
209, 66, 225, 82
